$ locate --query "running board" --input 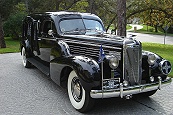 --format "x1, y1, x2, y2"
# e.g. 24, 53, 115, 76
27, 57, 50, 76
